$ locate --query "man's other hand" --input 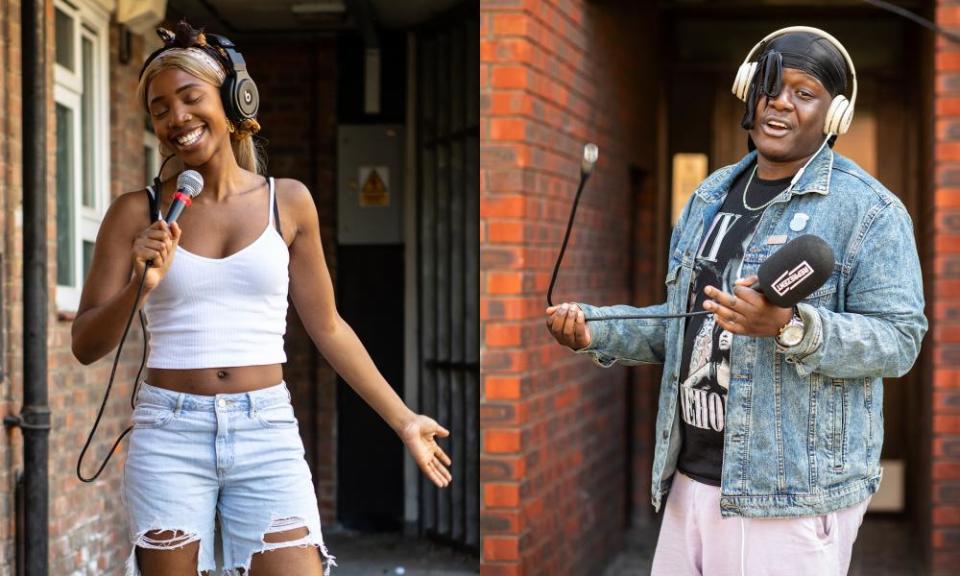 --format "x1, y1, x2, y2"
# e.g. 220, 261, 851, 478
545, 302, 592, 350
